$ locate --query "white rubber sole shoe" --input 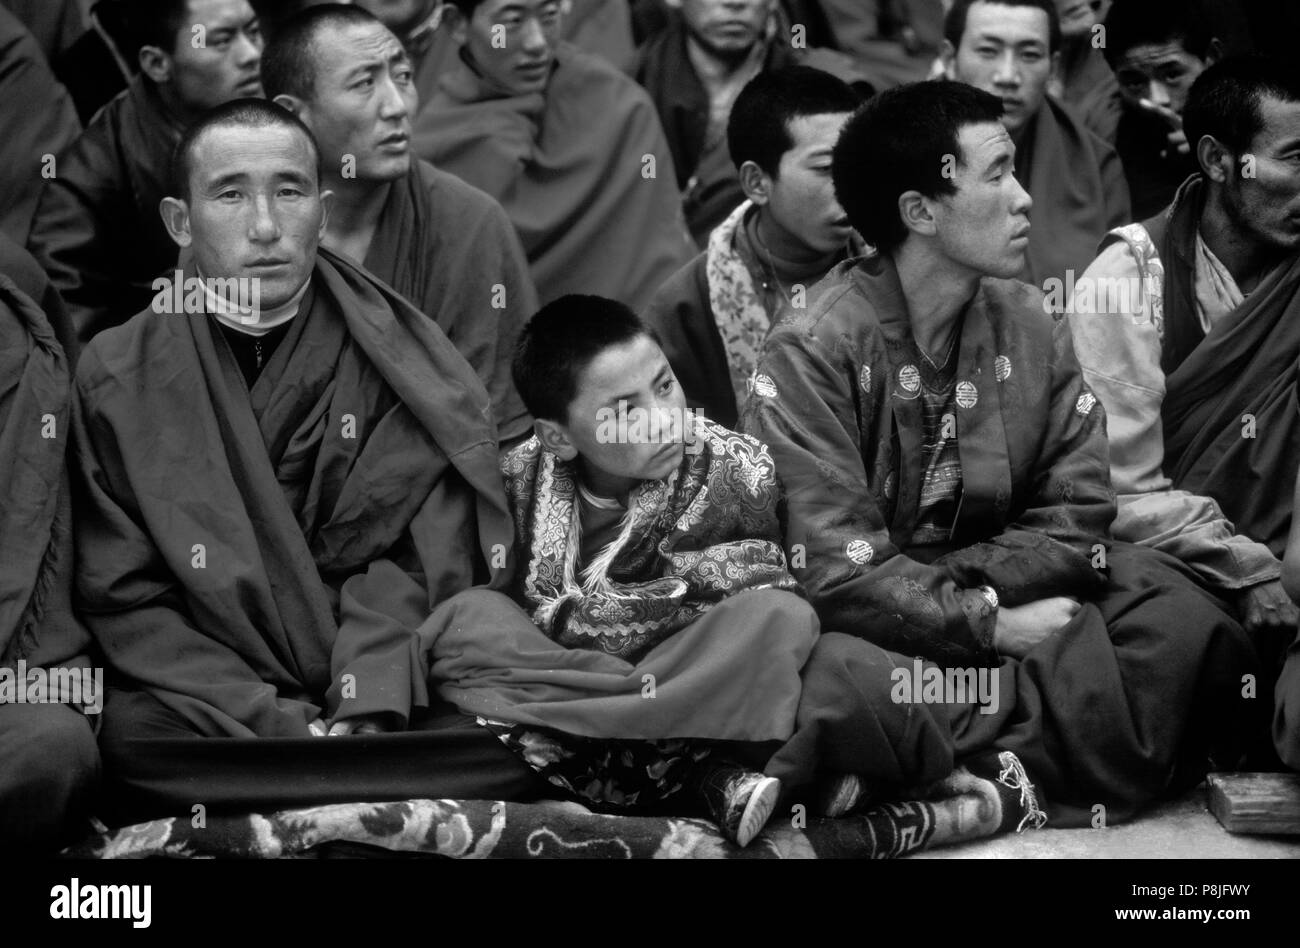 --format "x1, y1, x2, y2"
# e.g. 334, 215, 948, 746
731, 775, 781, 848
